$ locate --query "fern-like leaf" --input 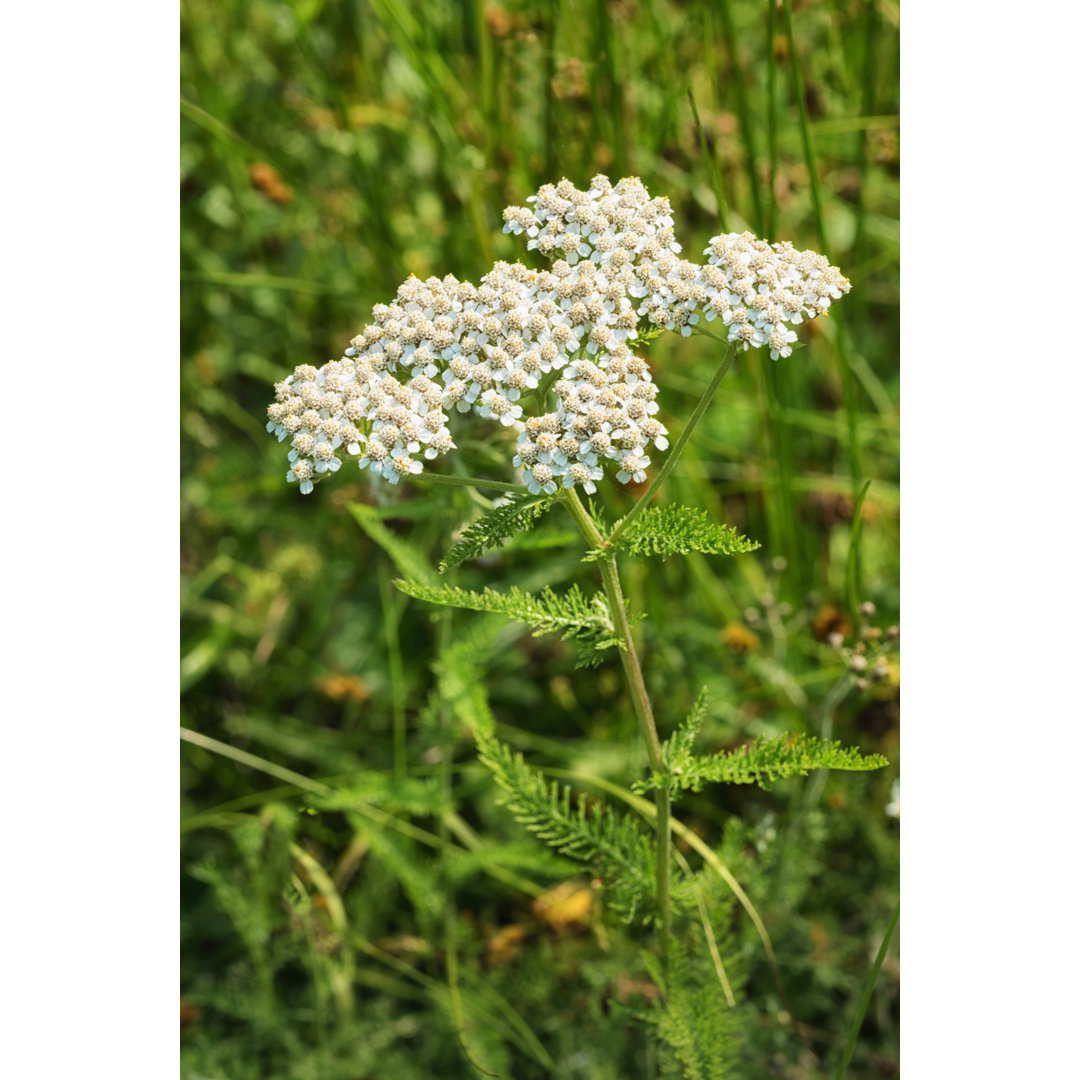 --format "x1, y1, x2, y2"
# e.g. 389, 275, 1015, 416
475, 730, 655, 923
439, 494, 553, 573
637, 732, 888, 795
645, 939, 743, 1079
600, 505, 759, 561
662, 688, 710, 775
432, 623, 501, 738
395, 579, 621, 662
